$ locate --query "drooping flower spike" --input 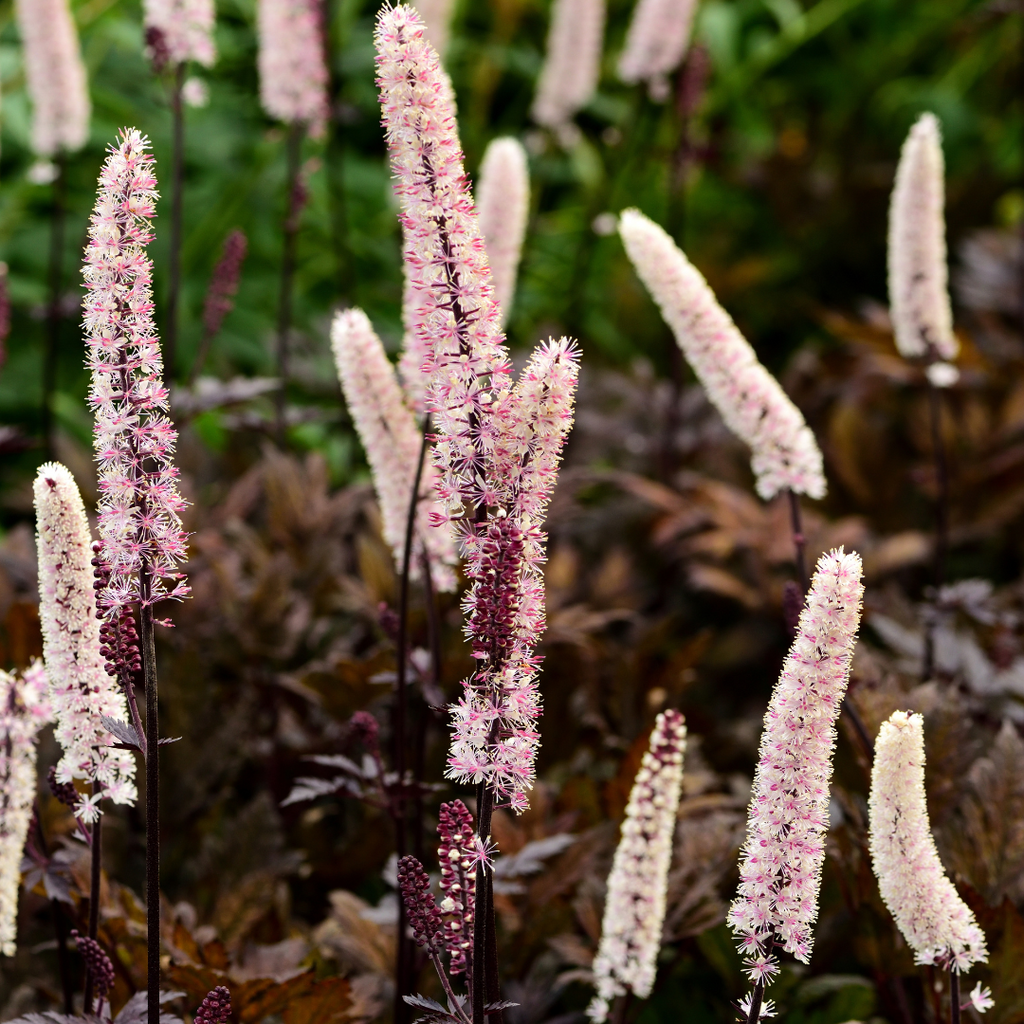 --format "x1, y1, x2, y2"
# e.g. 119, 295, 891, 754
588, 710, 687, 1023
869, 710, 988, 971
728, 549, 863, 987
531, 0, 607, 134
887, 113, 958, 366
142, 0, 217, 67
0, 661, 51, 957
330, 308, 458, 592
477, 137, 531, 326
618, 0, 698, 101
83, 129, 189, 615
257, 0, 330, 134
34, 463, 137, 811
14, 0, 91, 159
619, 208, 826, 501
